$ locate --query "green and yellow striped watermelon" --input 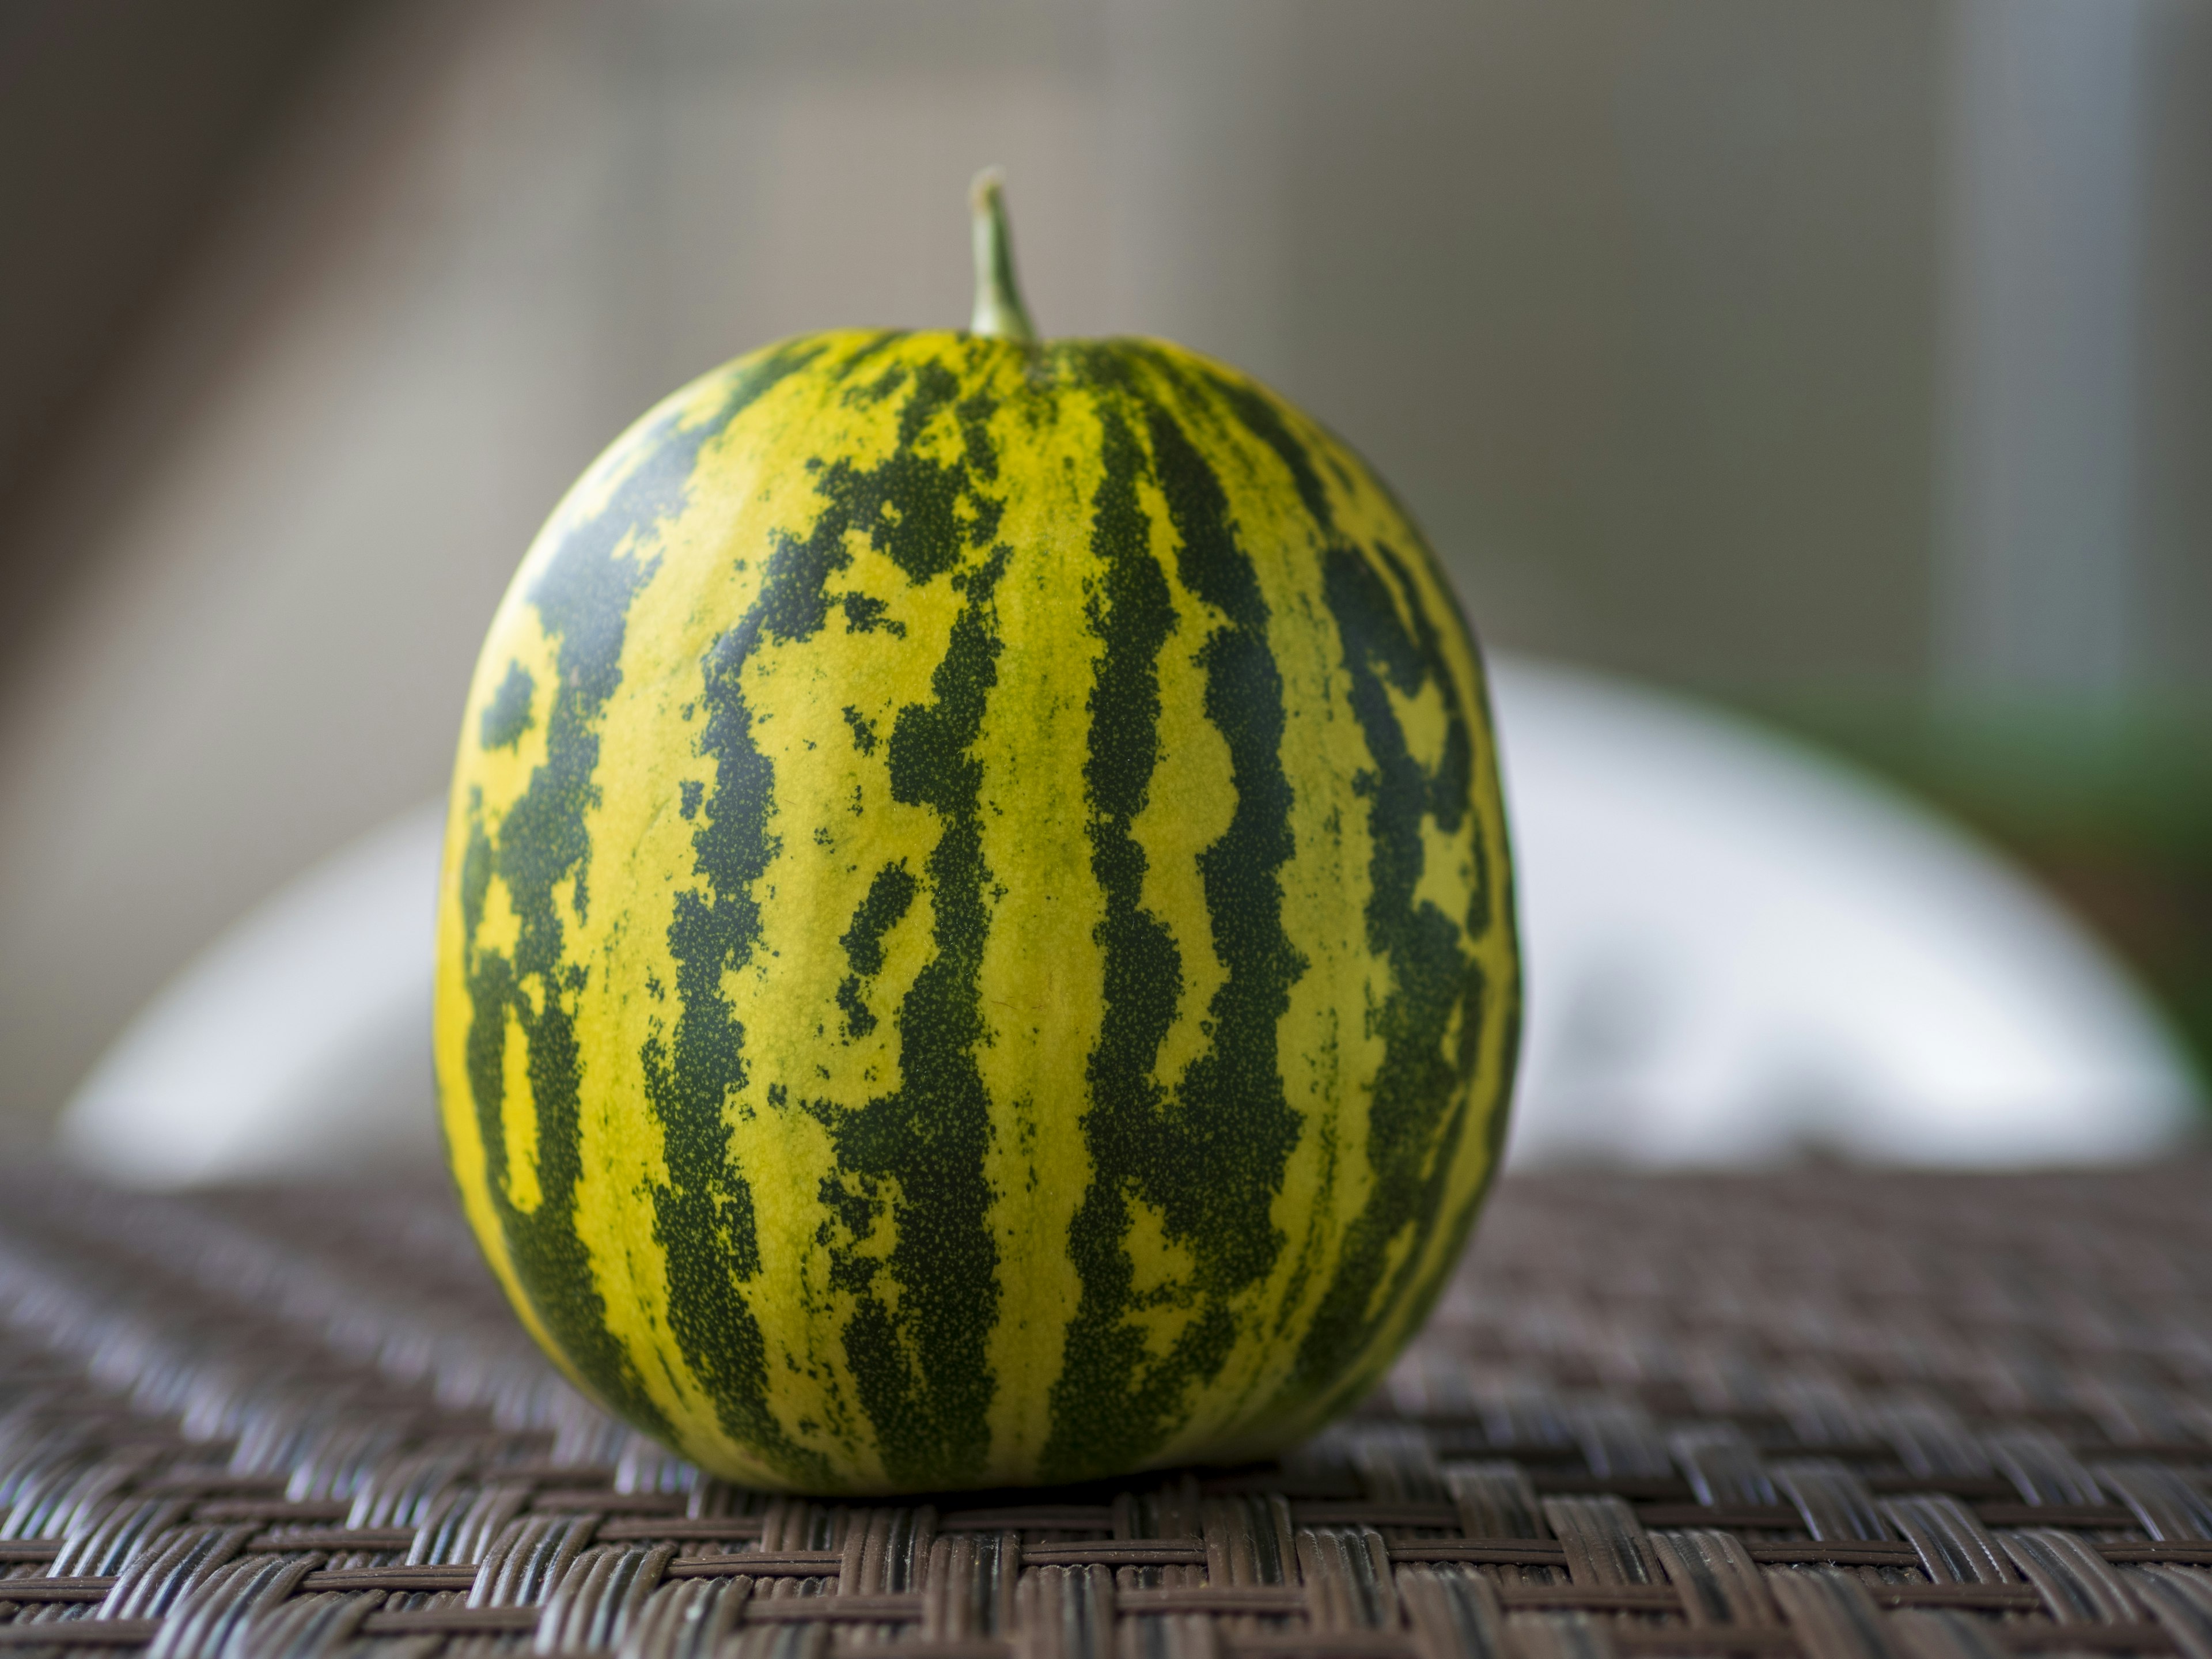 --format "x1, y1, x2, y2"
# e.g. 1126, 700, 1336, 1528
435, 175, 1519, 1494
